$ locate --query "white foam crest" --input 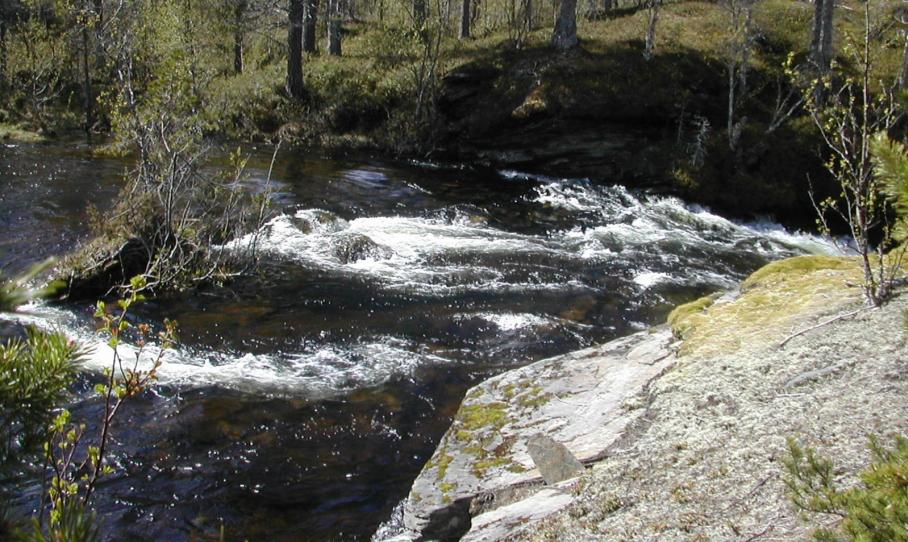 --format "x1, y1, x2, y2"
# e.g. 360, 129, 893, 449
497, 169, 562, 184
742, 218, 846, 255
237, 209, 580, 294
2, 304, 441, 397
633, 271, 671, 288
545, 186, 841, 258
464, 312, 554, 332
